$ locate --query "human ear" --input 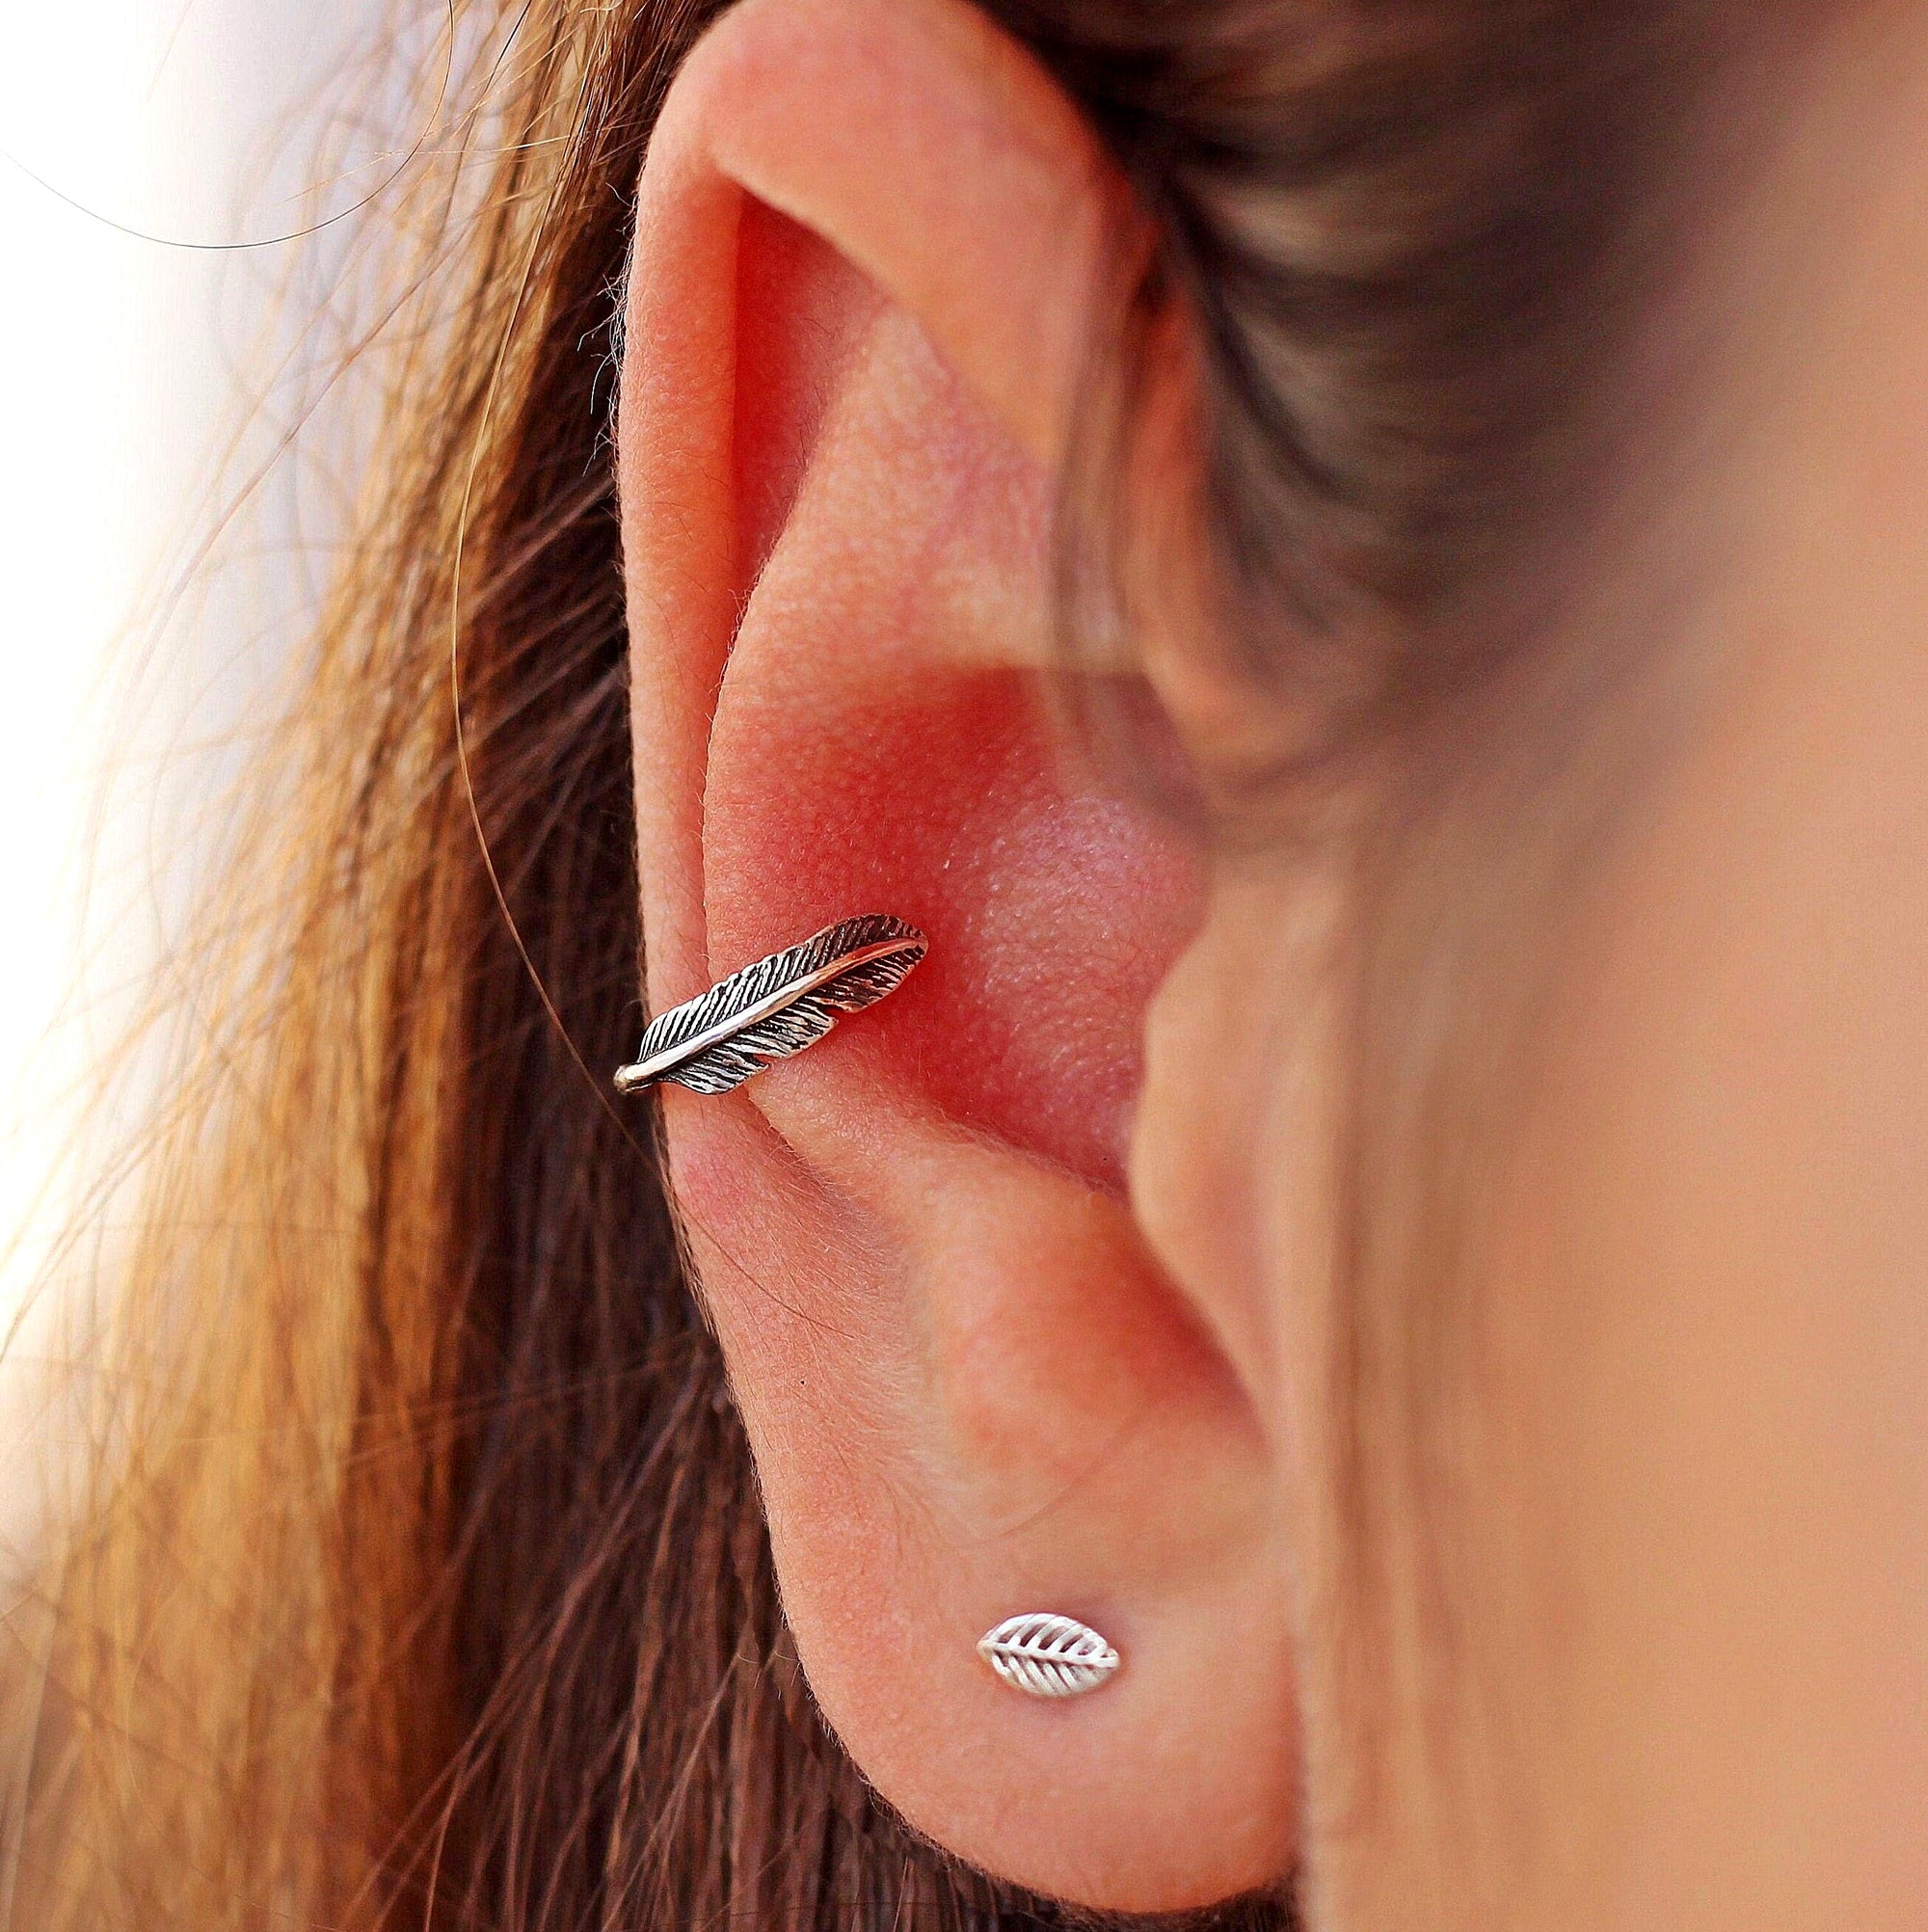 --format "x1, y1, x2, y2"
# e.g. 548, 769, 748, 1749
617, 0, 1297, 1910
